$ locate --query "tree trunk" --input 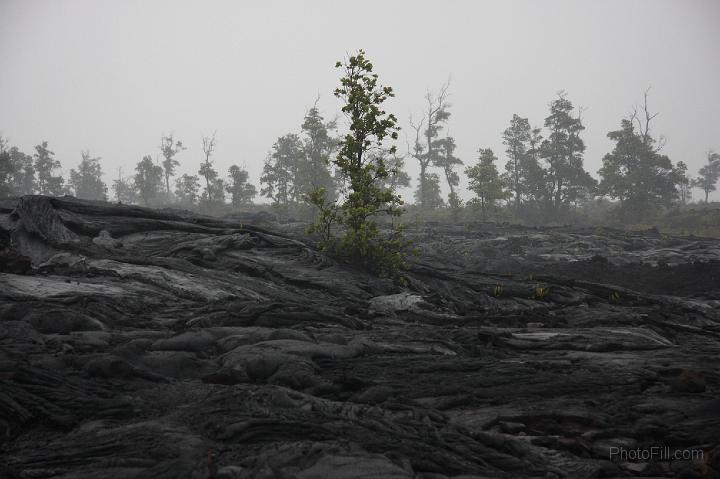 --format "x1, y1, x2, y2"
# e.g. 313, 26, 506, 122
555, 178, 563, 215
204, 169, 211, 202
515, 173, 520, 210
419, 162, 426, 208
425, 106, 433, 209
